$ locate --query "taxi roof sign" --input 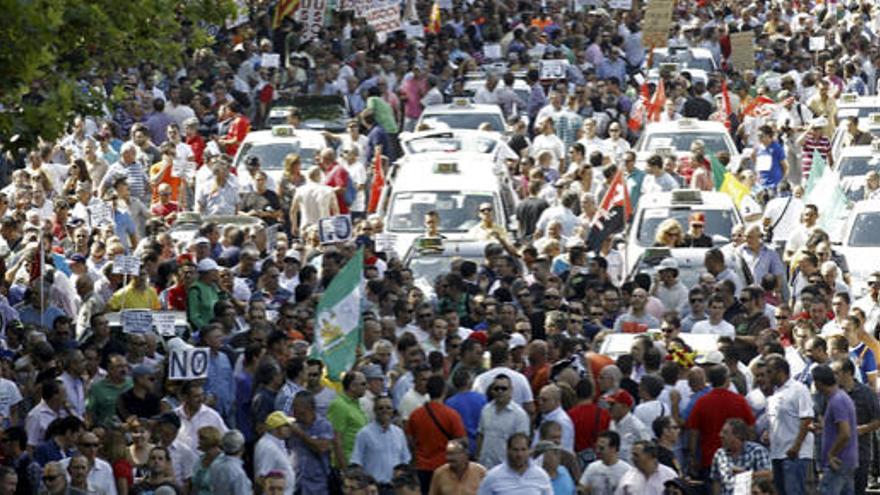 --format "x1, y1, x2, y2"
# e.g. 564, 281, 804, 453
415, 237, 444, 252
659, 63, 680, 74
433, 162, 459, 173
451, 98, 472, 108
271, 125, 296, 137
671, 189, 703, 204
869, 113, 880, 126
840, 93, 859, 104
678, 118, 698, 127
872, 139, 880, 154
